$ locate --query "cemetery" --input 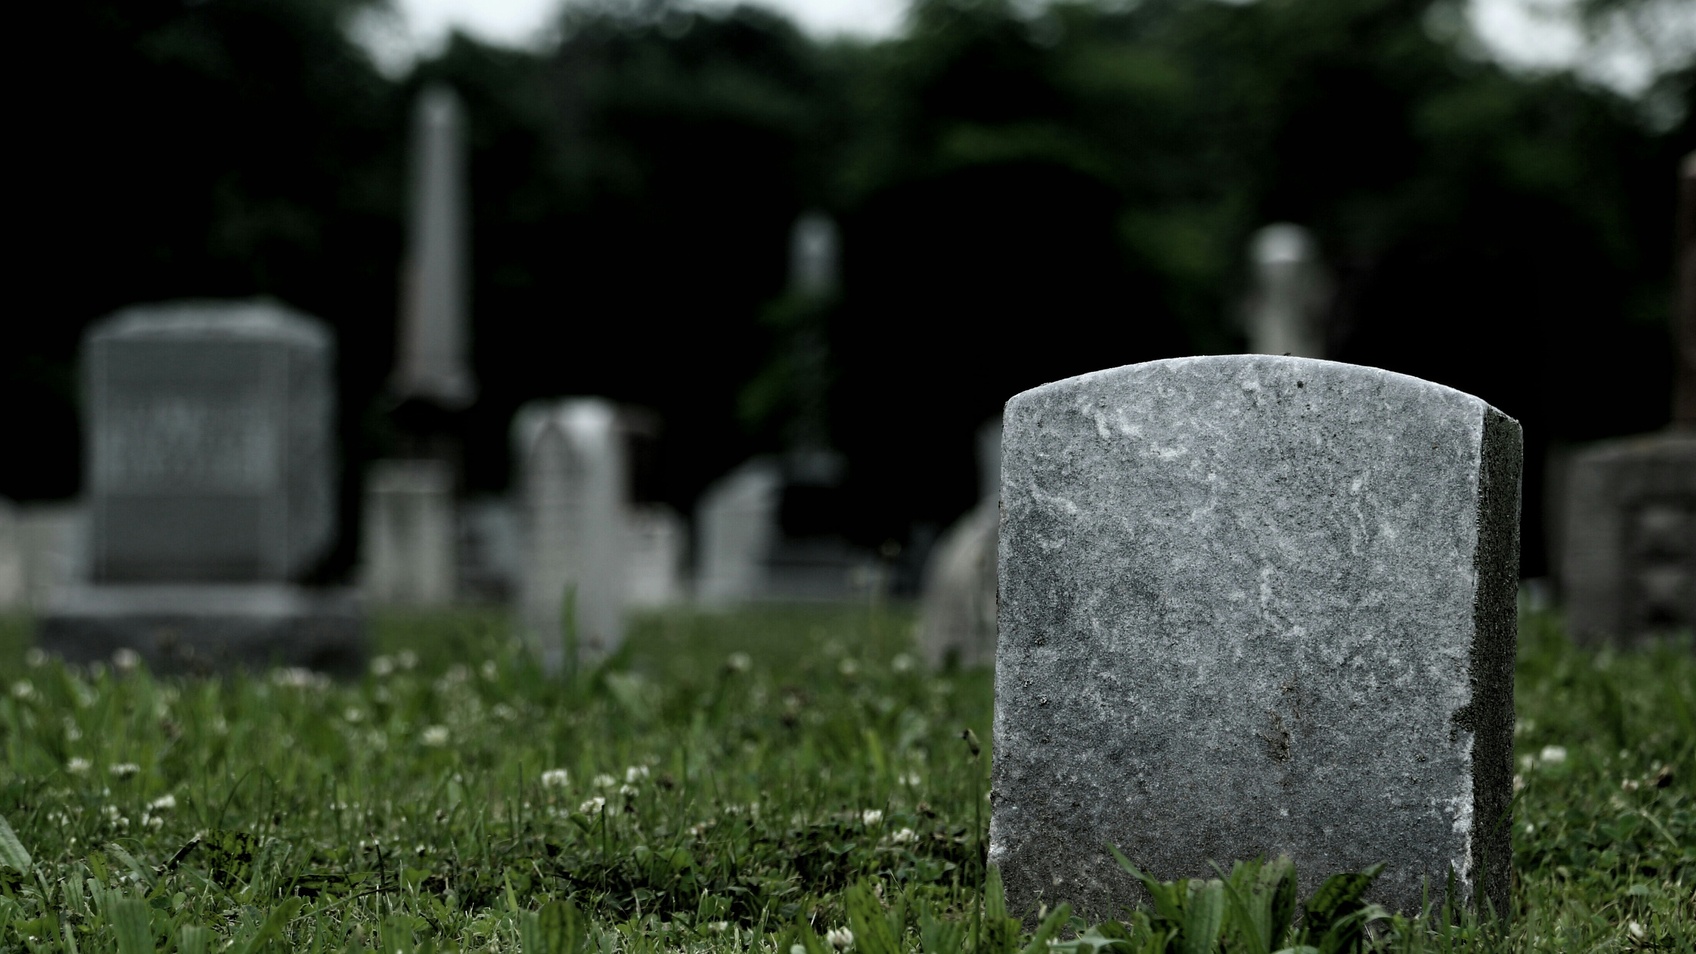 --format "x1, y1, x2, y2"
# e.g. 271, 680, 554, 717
2, 0, 1694, 951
